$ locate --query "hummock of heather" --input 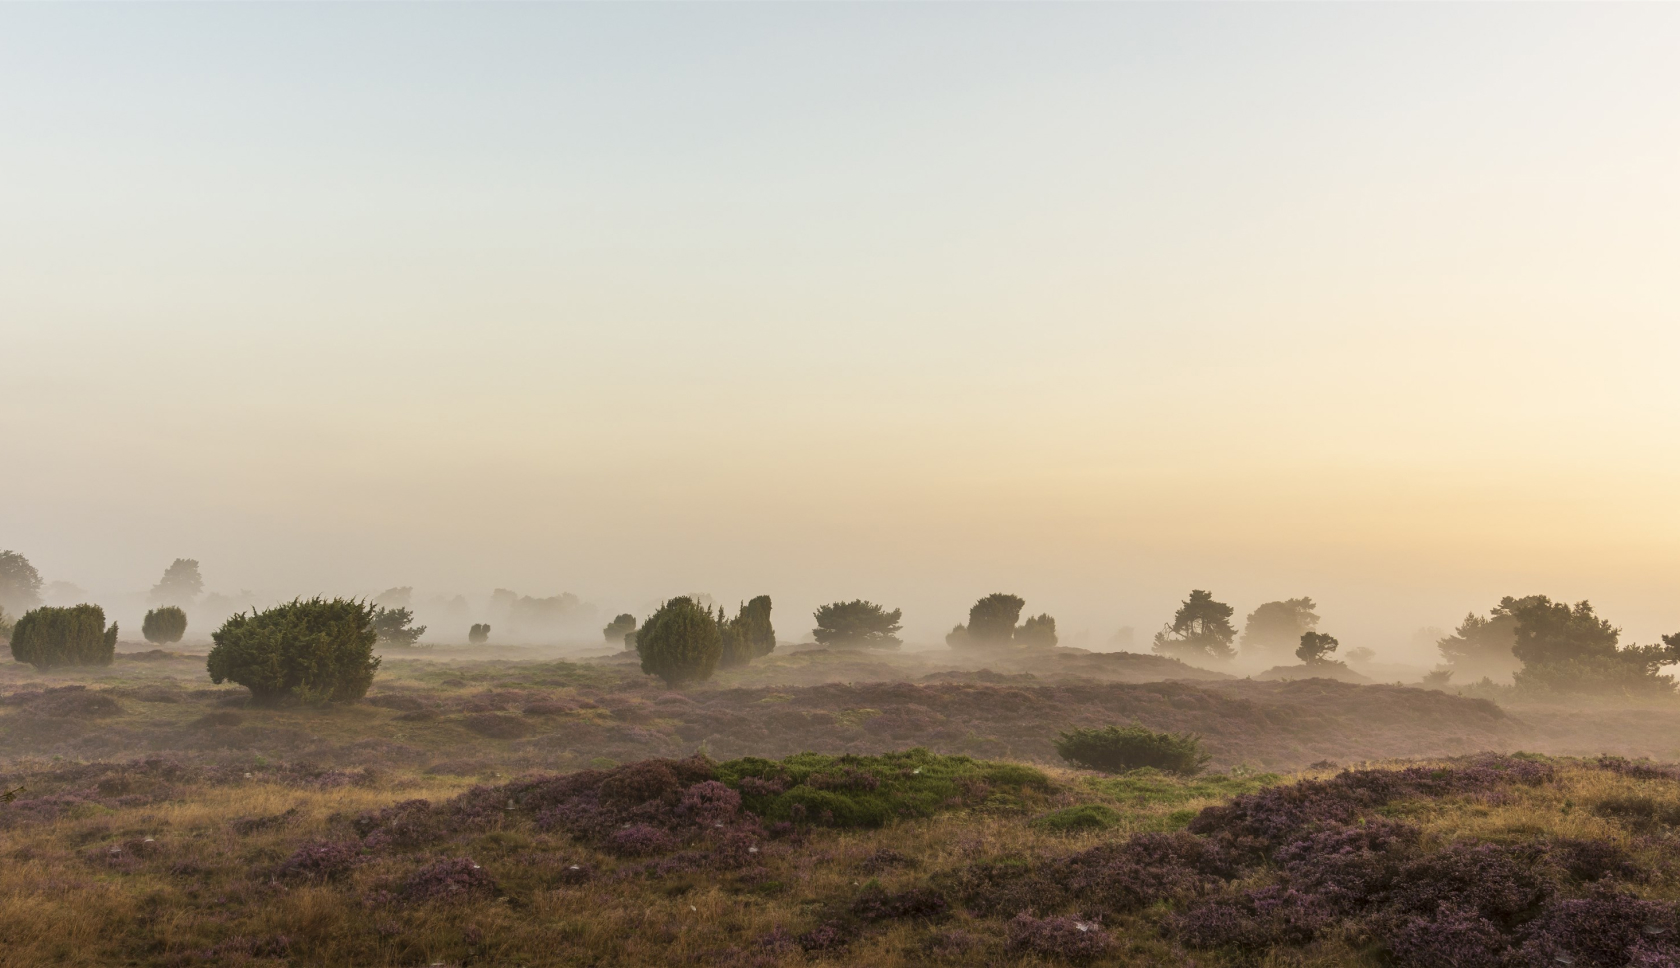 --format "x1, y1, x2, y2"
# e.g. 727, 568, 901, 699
206, 597, 380, 705
9, 604, 119, 669
1054, 724, 1211, 775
